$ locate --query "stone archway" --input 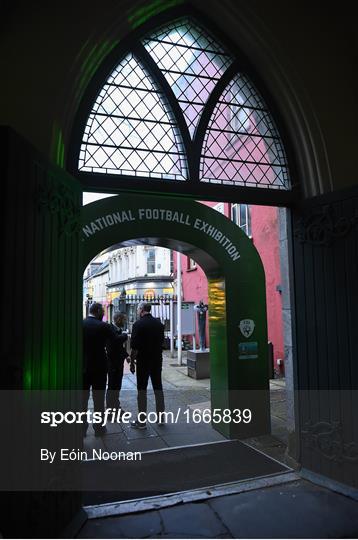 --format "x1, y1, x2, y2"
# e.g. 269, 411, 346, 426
82, 193, 270, 438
